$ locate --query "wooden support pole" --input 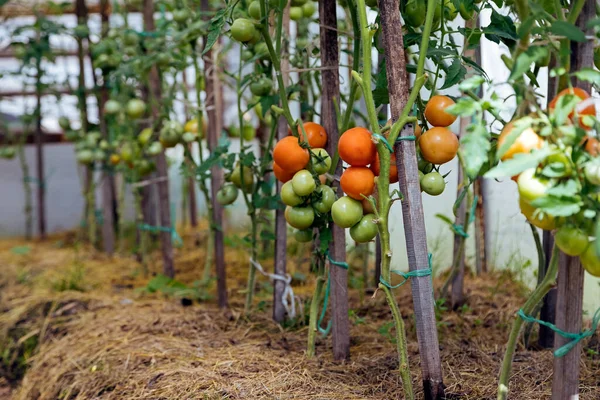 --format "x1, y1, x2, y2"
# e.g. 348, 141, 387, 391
450, 119, 467, 309
34, 24, 46, 240
379, 0, 445, 397
321, 0, 349, 360
551, 1, 594, 396
273, 6, 291, 323
143, 0, 175, 278
181, 71, 198, 228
